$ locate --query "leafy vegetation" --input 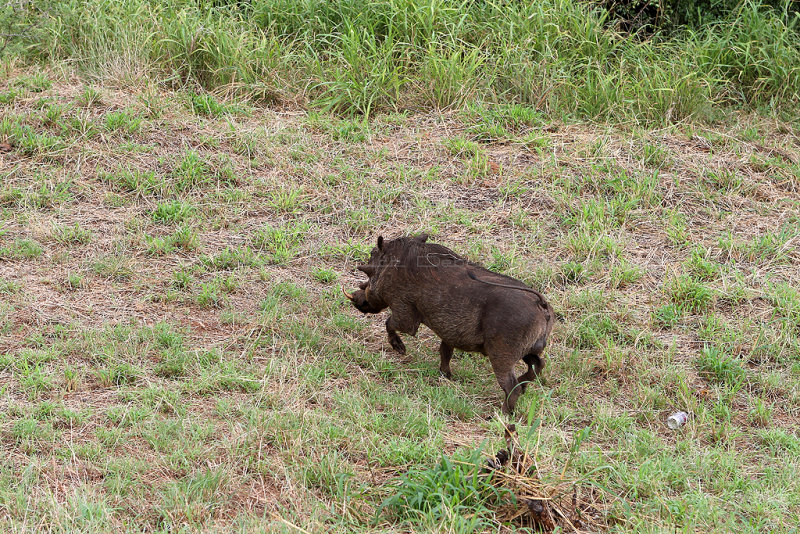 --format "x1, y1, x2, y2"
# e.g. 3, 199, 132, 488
3, 0, 798, 122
